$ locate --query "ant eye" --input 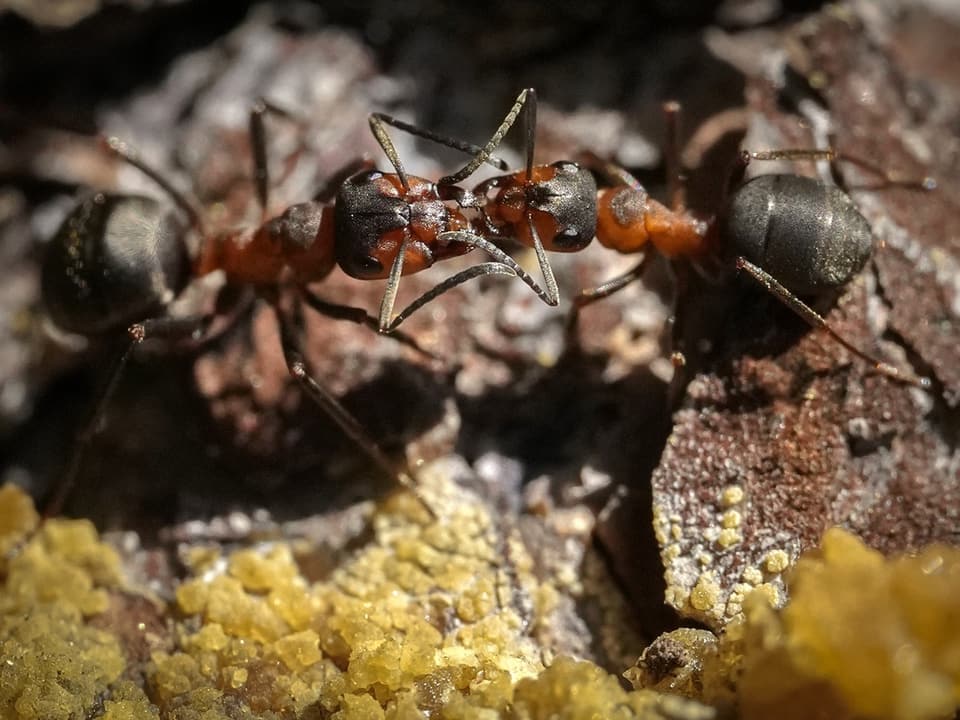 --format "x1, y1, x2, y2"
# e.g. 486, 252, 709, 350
348, 253, 383, 277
